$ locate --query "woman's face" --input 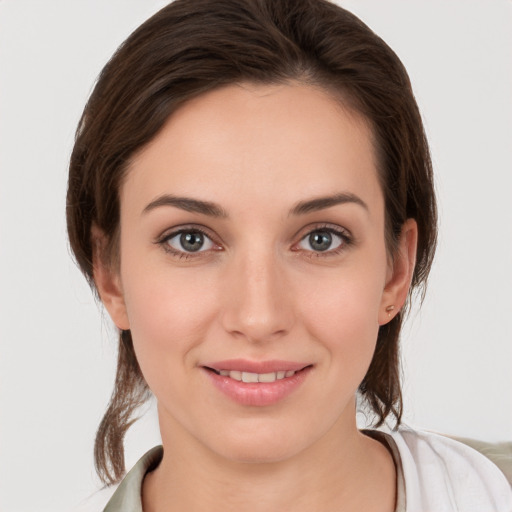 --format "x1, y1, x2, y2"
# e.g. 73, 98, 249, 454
101, 83, 411, 463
